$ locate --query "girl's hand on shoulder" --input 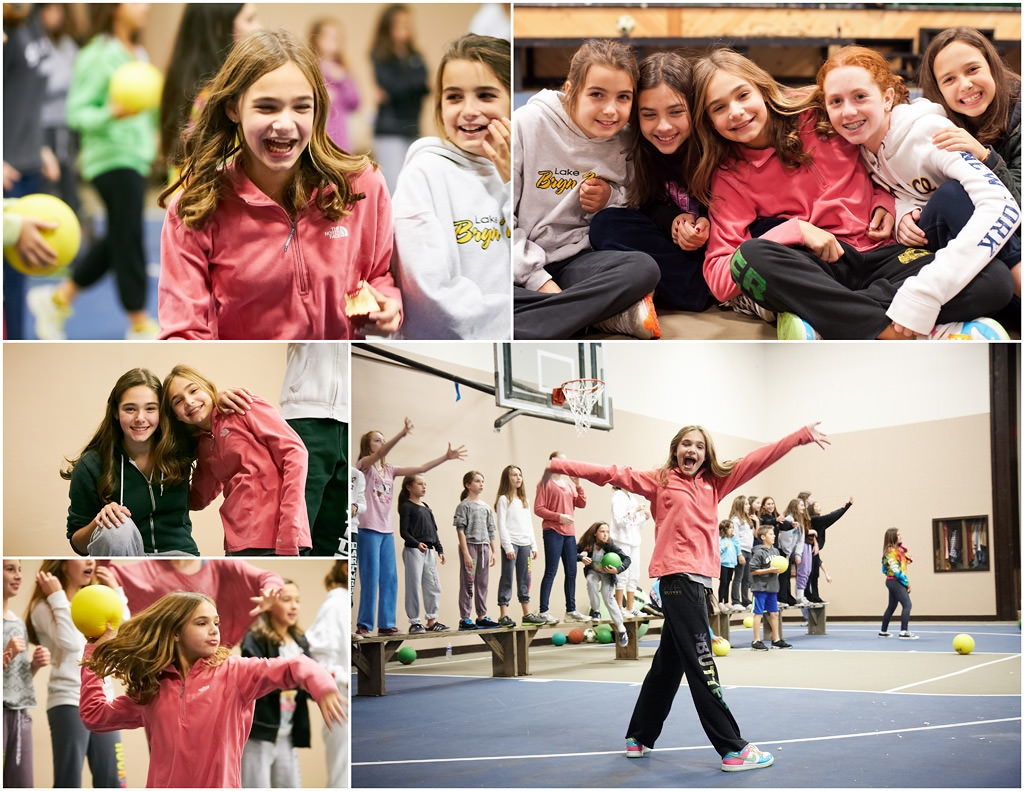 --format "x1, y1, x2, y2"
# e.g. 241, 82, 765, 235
797, 221, 843, 262
216, 387, 255, 415
805, 421, 830, 449
318, 690, 347, 728
364, 282, 402, 335
481, 117, 512, 183
866, 206, 894, 242
36, 570, 62, 597
896, 209, 927, 248
579, 177, 611, 214
445, 442, 468, 461
931, 126, 987, 163
95, 503, 131, 530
